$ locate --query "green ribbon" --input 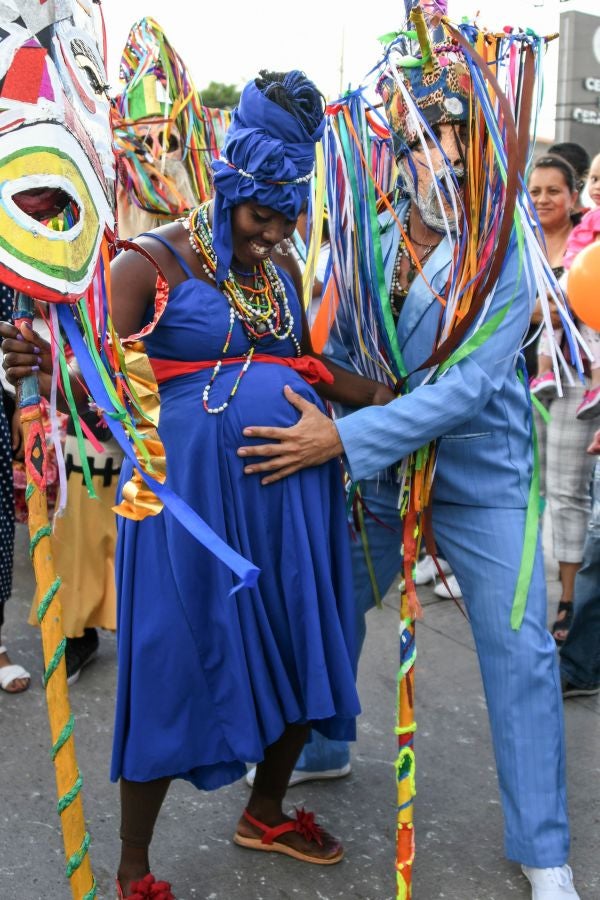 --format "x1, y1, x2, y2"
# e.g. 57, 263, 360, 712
336, 106, 406, 383
367, 210, 406, 384
56, 329, 97, 499
377, 29, 417, 45
415, 445, 428, 472
356, 491, 383, 609
511, 374, 542, 630
432, 250, 542, 629
437, 302, 511, 376
76, 301, 154, 468
530, 392, 551, 424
